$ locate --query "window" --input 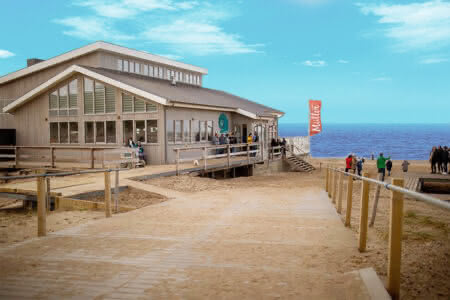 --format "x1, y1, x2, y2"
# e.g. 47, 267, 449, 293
149, 65, 154, 77
123, 60, 129, 72
146, 102, 157, 112
69, 80, 78, 115
94, 82, 105, 114
135, 62, 140, 74
69, 122, 78, 143
49, 80, 79, 117
167, 120, 174, 143
106, 121, 116, 144
183, 120, 190, 142
122, 93, 133, 113
175, 120, 182, 143
59, 86, 68, 110
117, 59, 123, 71
200, 121, 207, 142
143, 64, 148, 76
123, 120, 133, 144
167, 69, 171, 80
50, 123, 58, 143
85, 122, 94, 143
84, 78, 94, 114
135, 120, 146, 143
158, 67, 163, 78
130, 62, 135, 73
134, 97, 145, 112
105, 86, 115, 113
207, 121, 213, 142
95, 121, 105, 143
122, 93, 157, 113
59, 122, 69, 143
49, 90, 58, 116
192, 120, 200, 142
147, 120, 158, 143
